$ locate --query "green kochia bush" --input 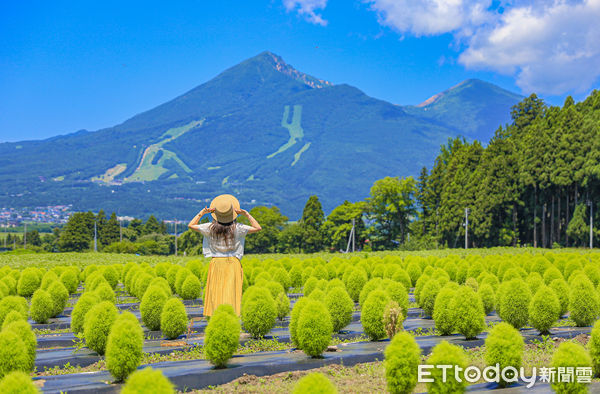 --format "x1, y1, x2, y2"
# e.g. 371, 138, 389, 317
528, 286, 560, 334
0, 330, 29, 378
83, 301, 118, 355
478, 283, 495, 315
569, 275, 600, 327
106, 312, 144, 382
485, 322, 524, 387
499, 279, 531, 330
161, 298, 188, 340
0, 296, 28, 328
241, 287, 276, 338
1, 311, 24, 326
296, 300, 333, 357
0, 371, 39, 394
433, 287, 456, 336
121, 367, 174, 394
384, 331, 420, 394
426, 341, 468, 393
180, 274, 202, 300
292, 372, 337, 394
94, 282, 116, 304
276, 292, 290, 320
358, 278, 382, 307
551, 342, 592, 394
325, 287, 354, 332
589, 319, 600, 376
2, 320, 37, 373
420, 280, 441, 317
346, 269, 367, 302
451, 286, 485, 339
204, 304, 240, 367
16, 268, 40, 297
30, 289, 53, 324
549, 279, 569, 317
140, 286, 168, 331
47, 280, 69, 318
60, 270, 79, 294
290, 297, 309, 347
362, 290, 391, 340
71, 292, 100, 335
